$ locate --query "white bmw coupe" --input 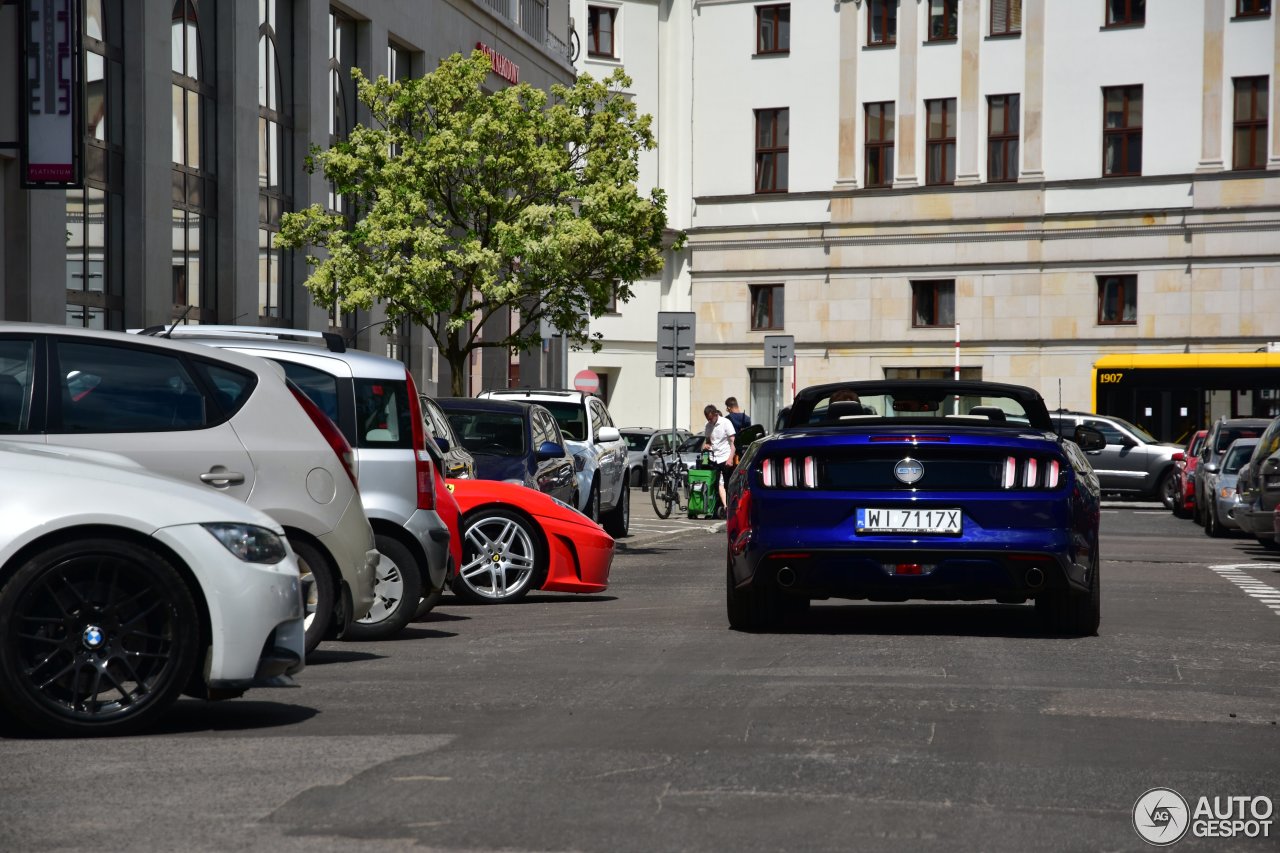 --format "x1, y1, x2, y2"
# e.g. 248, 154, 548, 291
0, 442, 305, 736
